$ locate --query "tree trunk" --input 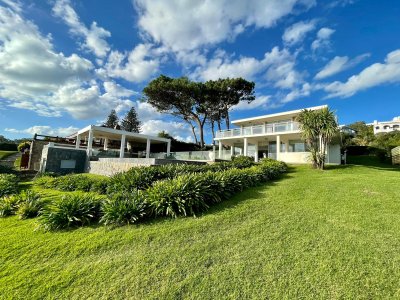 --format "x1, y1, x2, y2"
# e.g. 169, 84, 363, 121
187, 121, 198, 145
217, 120, 222, 131
194, 117, 205, 148
210, 121, 215, 145
225, 110, 230, 130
